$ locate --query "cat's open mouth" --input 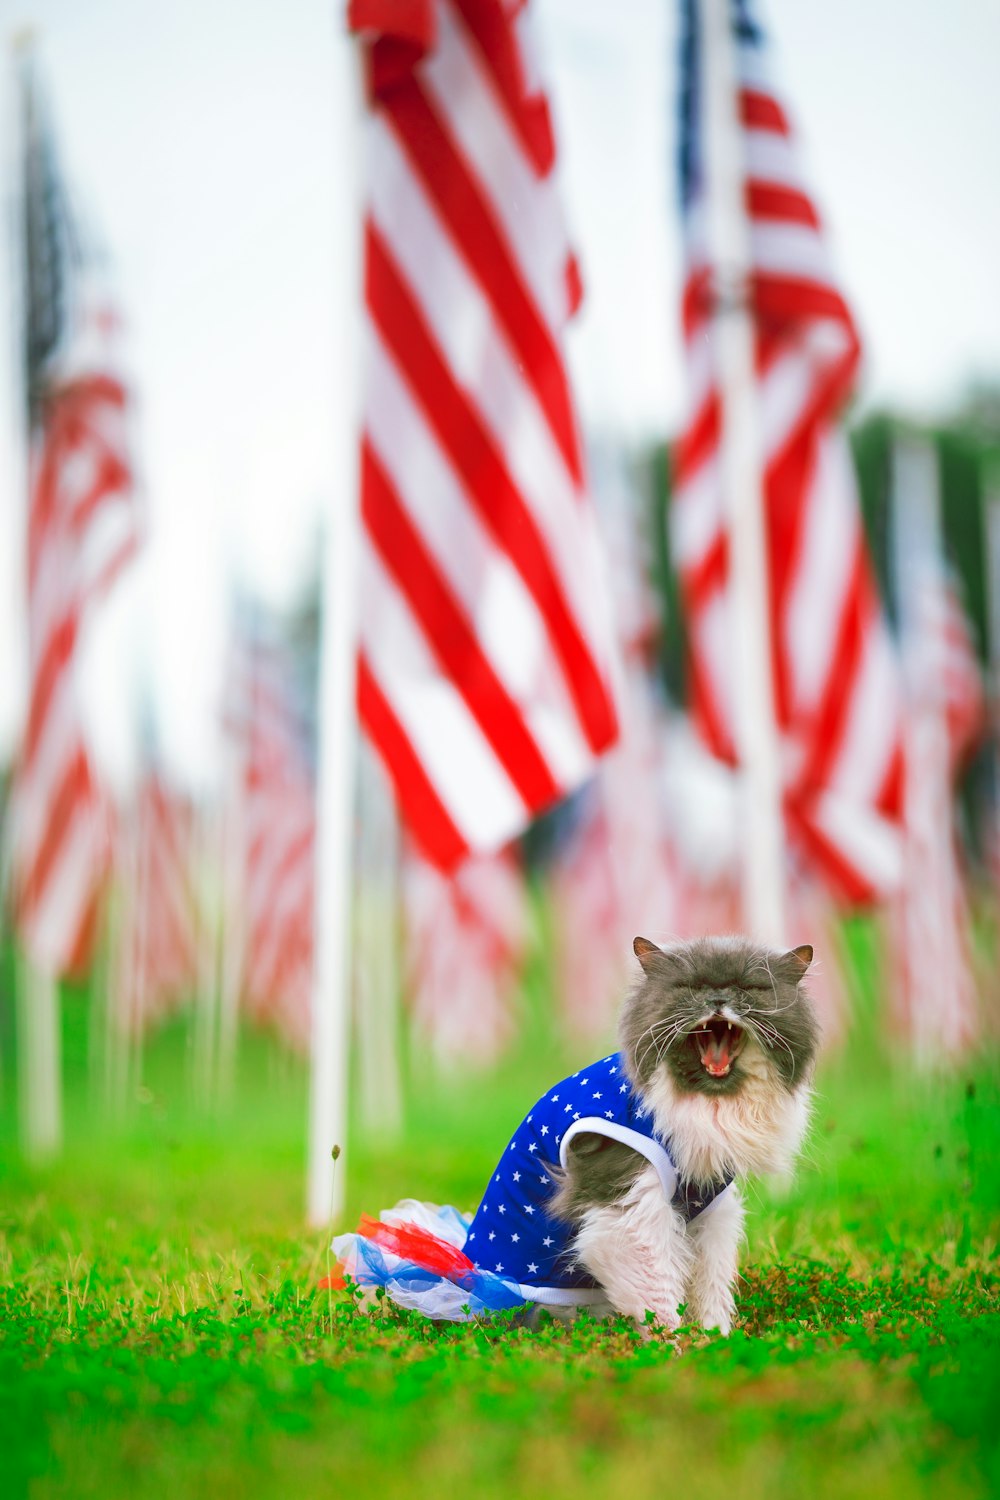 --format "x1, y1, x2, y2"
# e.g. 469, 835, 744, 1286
690, 1016, 745, 1078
